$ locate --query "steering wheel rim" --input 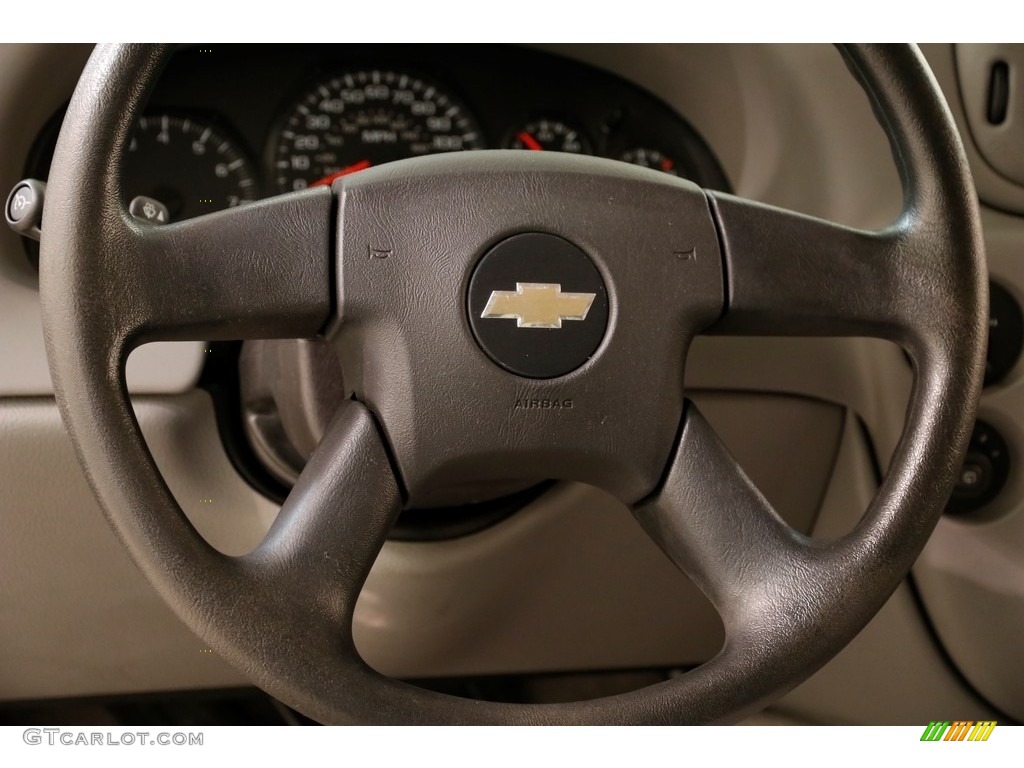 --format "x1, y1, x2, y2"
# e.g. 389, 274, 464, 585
40, 44, 987, 724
